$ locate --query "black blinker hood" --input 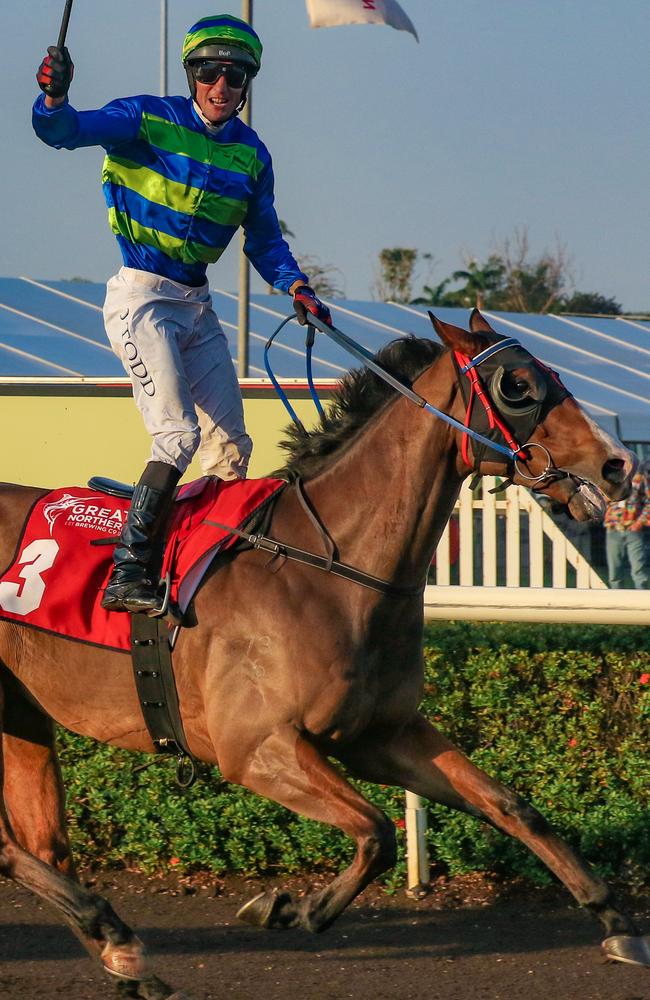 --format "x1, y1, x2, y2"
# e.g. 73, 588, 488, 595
454, 340, 571, 467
